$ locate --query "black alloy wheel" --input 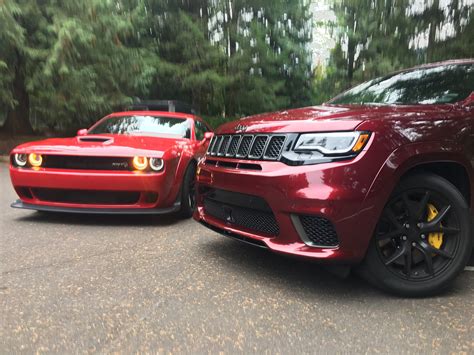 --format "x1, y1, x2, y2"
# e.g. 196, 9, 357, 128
362, 173, 472, 296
